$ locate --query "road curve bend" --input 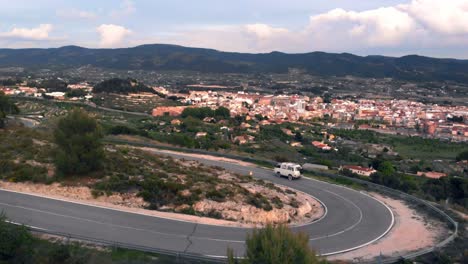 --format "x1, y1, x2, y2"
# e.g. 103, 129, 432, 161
0, 149, 394, 257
